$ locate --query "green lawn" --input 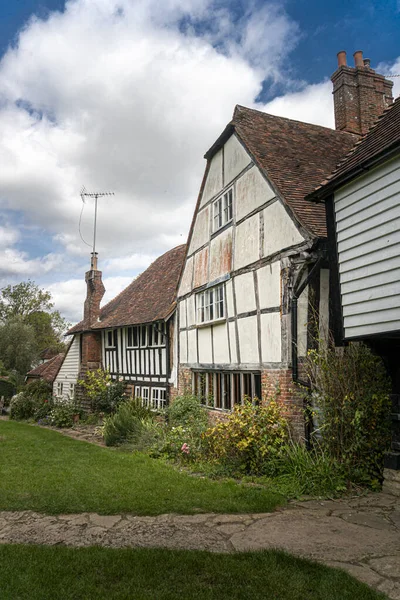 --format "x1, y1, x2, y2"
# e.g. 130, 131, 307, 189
0, 544, 385, 600
0, 420, 283, 515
